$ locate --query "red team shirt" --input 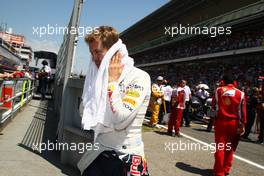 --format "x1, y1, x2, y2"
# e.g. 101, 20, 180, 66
171, 87, 186, 110
215, 84, 246, 124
